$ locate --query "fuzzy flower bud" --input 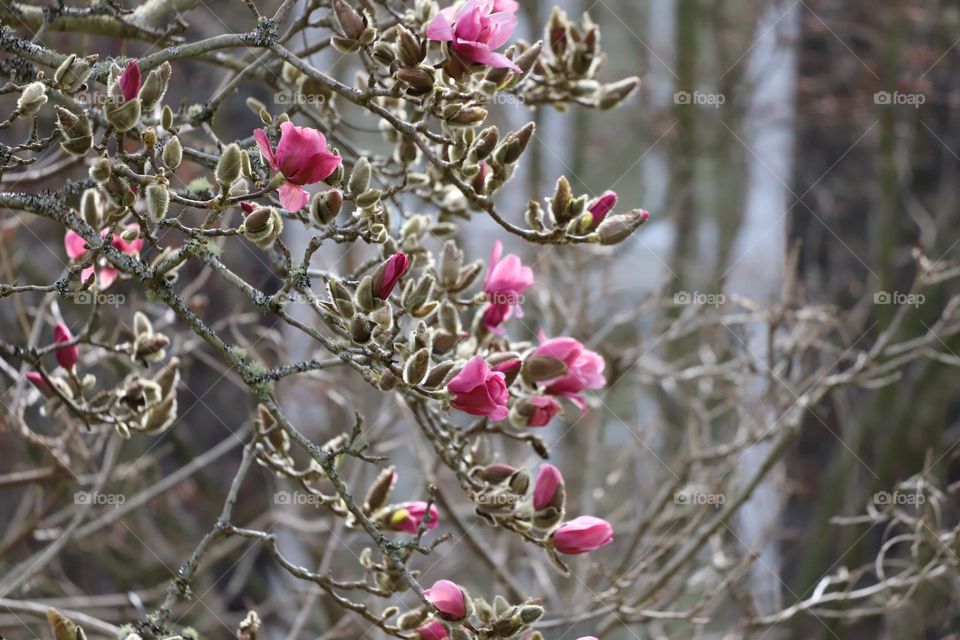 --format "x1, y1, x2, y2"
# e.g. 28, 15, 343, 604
55, 106, 92, 155
17, 82, 47, 116
311, 189, 343, 225
216, 143, 243, 187
162, 137, 183, 169
139, 62, 171, 110
596, 209, 649, 245
145, 183, 170, 221
106, 98, 141, 132
80, 188, 102, 229
242, 206, 283, 248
